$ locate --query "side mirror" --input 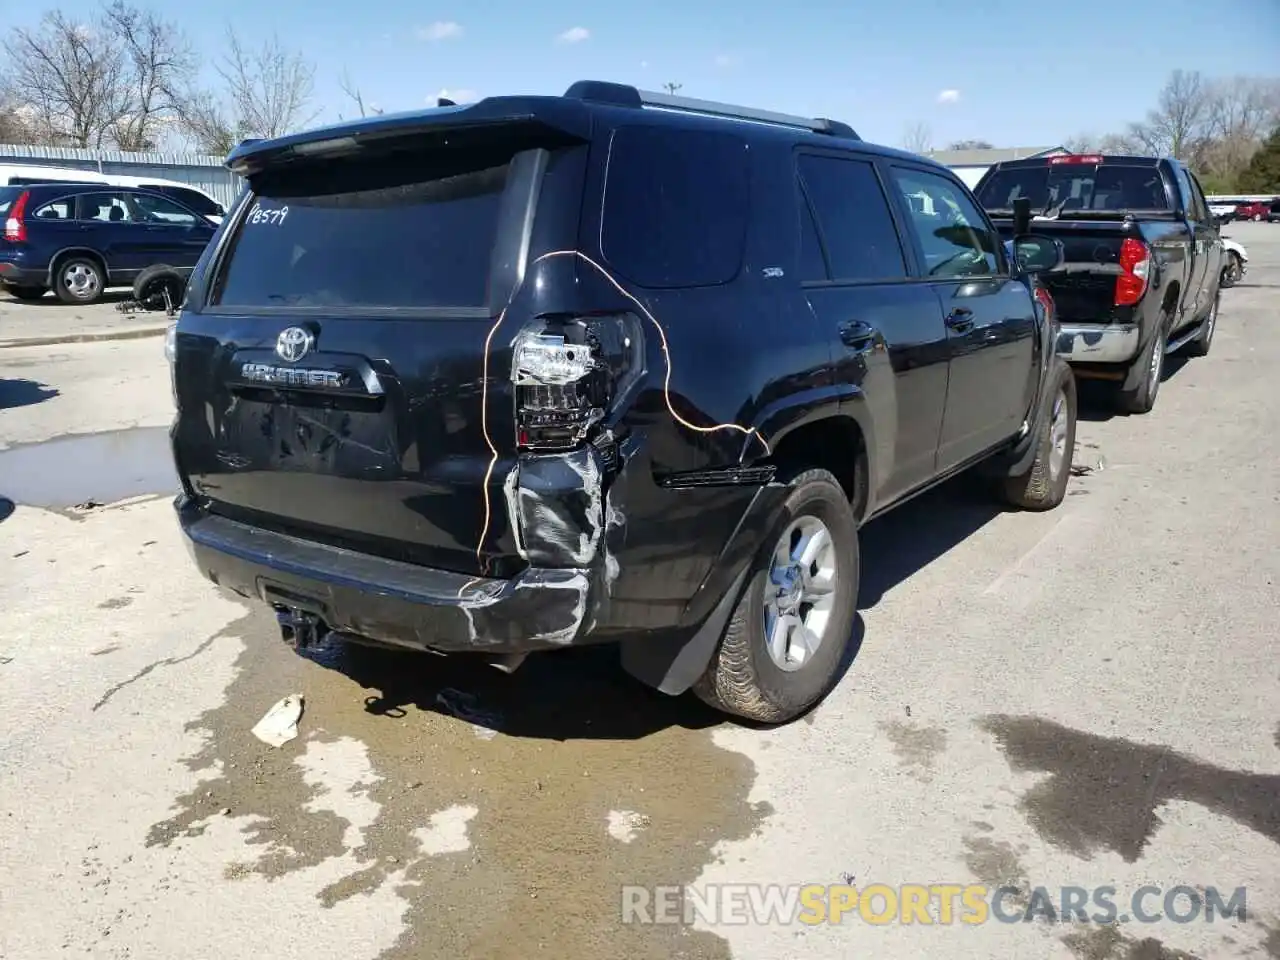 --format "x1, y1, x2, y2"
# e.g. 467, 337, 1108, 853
1012, 234, 1064, 275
